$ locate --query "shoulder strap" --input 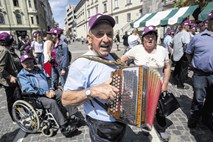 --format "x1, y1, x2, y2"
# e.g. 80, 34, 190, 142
80, 53, 125, 68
